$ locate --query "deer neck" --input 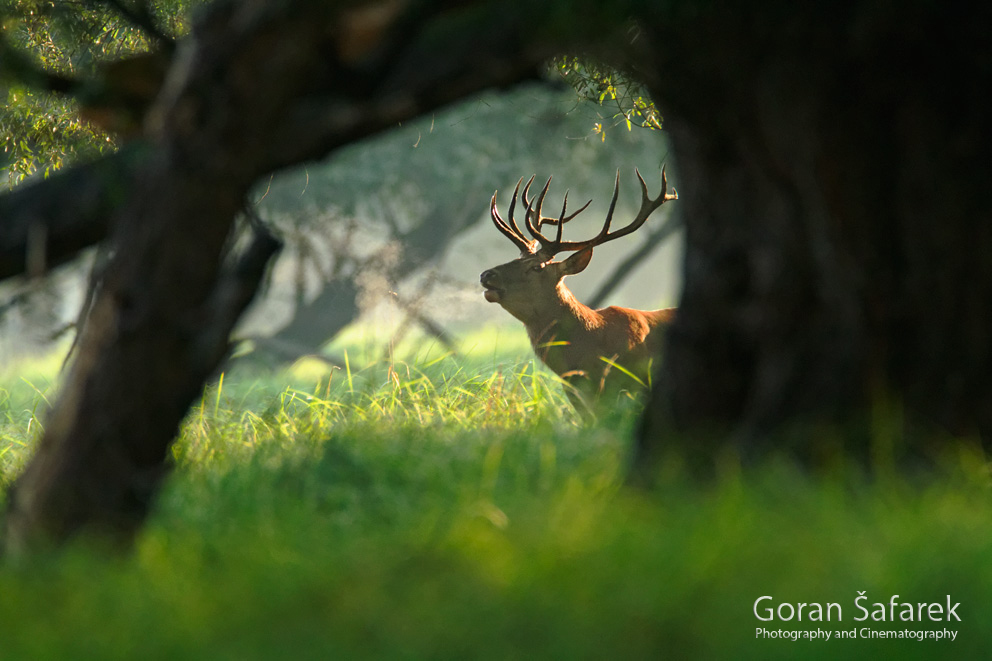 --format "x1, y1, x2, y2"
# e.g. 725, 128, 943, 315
525, 281, 599, 350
